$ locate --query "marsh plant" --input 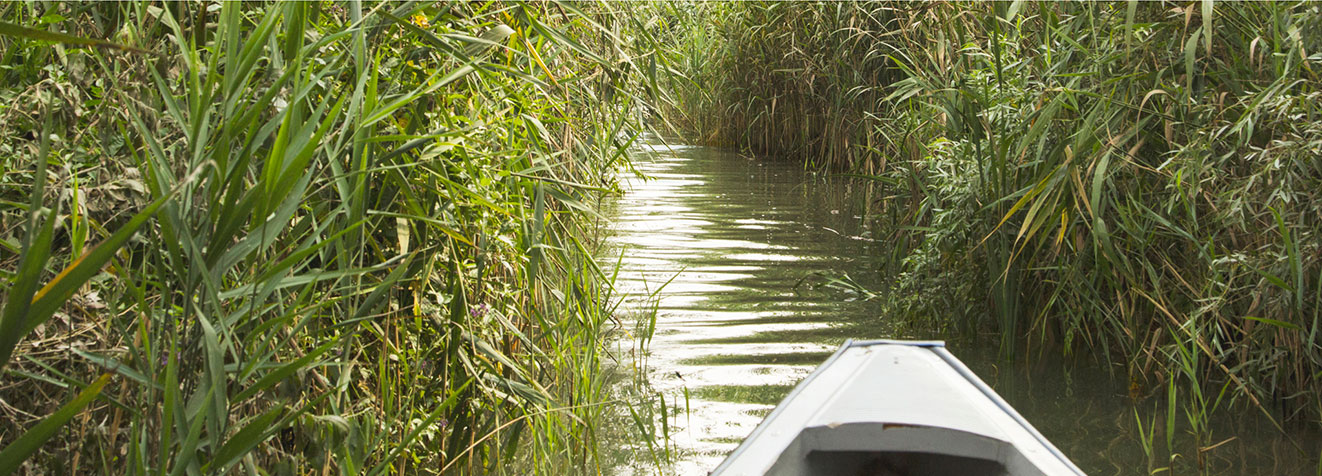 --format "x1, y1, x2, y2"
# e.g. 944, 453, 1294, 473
0, 1, 672, 474
666, 0, 1321, 471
